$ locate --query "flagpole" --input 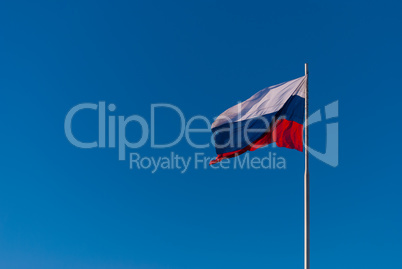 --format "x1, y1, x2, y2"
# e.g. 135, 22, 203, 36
304, 63, 310, 269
